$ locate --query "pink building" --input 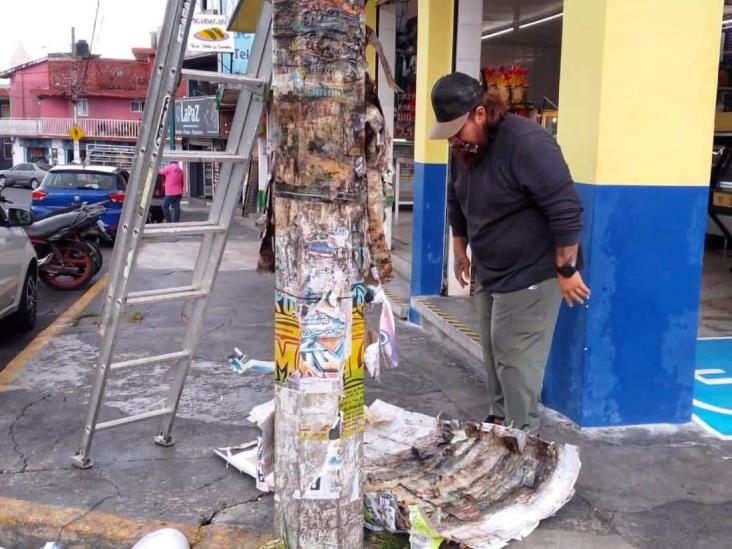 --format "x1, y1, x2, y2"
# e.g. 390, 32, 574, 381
0, 47, 164, 166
